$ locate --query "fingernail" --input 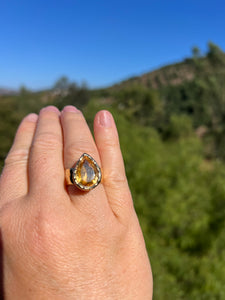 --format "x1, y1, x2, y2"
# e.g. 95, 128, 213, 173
99, 110, 112, 128
26, 113, 38, 122
62, 105, 80, 113
41, 106, 60, 113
